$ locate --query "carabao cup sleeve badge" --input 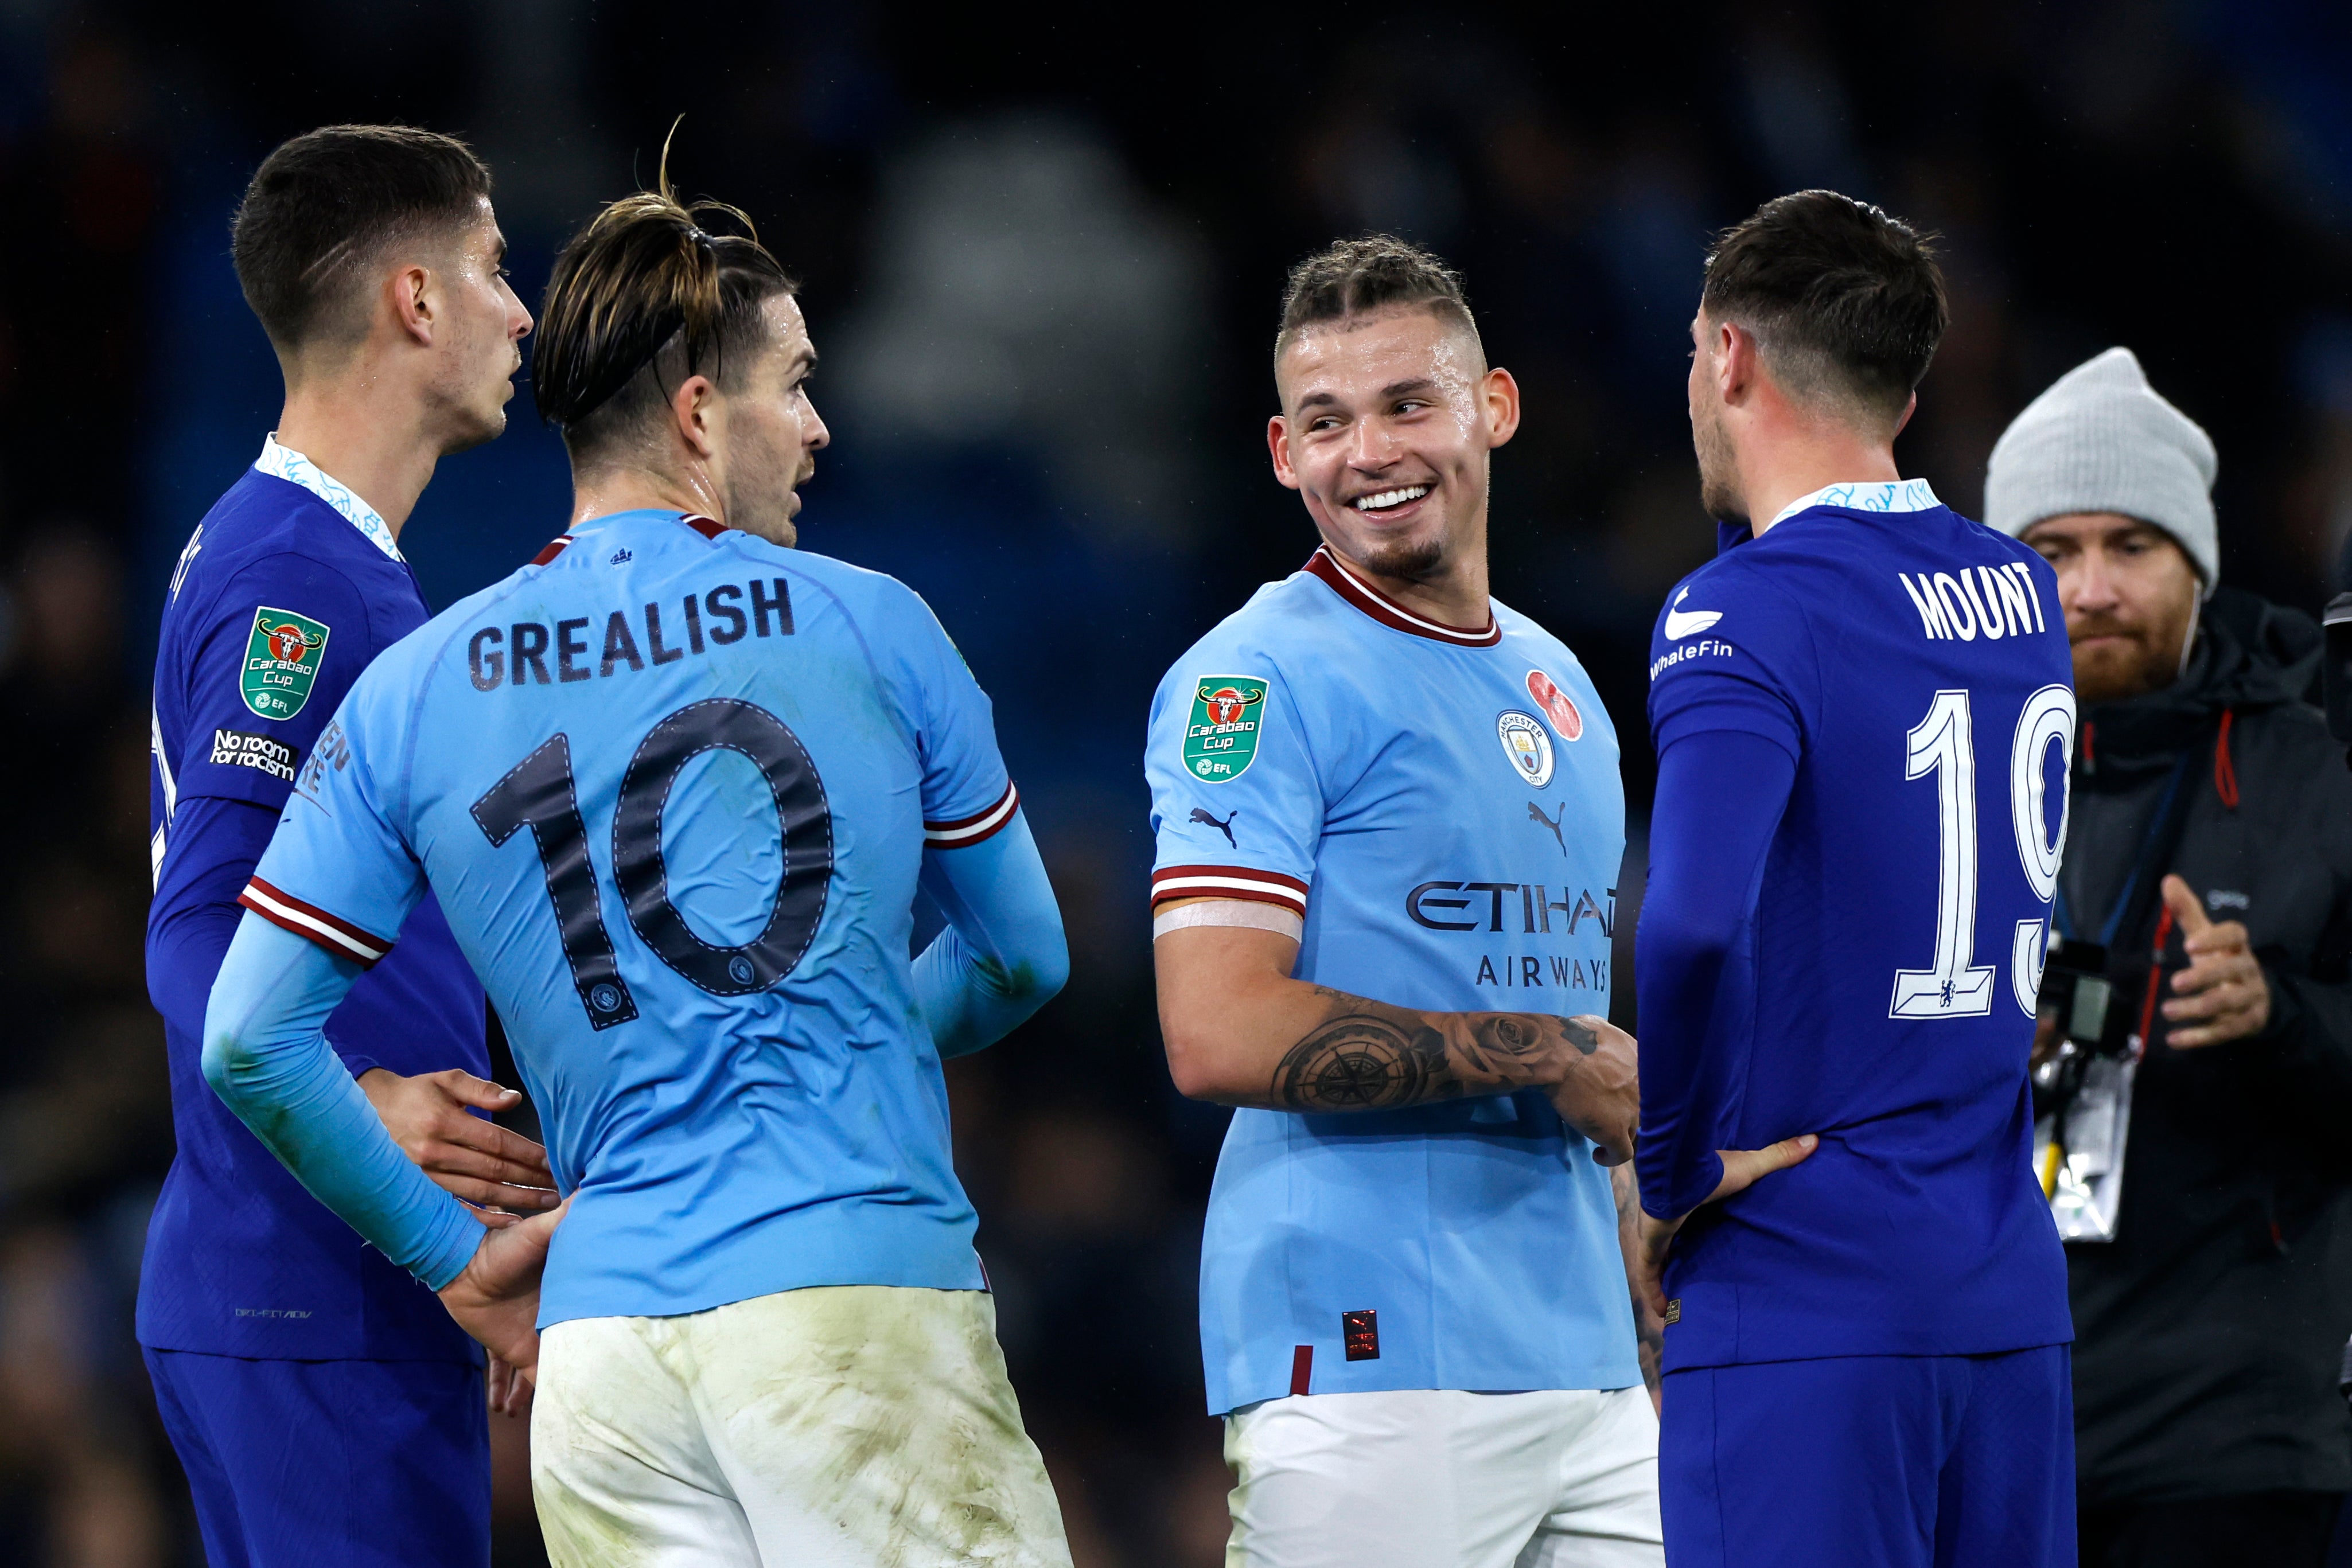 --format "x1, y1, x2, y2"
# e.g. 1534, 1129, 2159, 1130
1183, 676, 1268, 783
241, 606, 332, 720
